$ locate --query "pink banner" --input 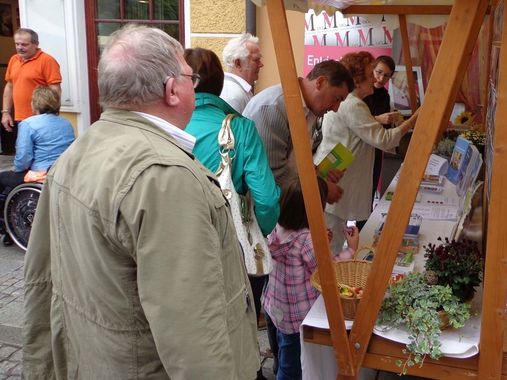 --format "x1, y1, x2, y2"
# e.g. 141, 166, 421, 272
304, 45, 393, 76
